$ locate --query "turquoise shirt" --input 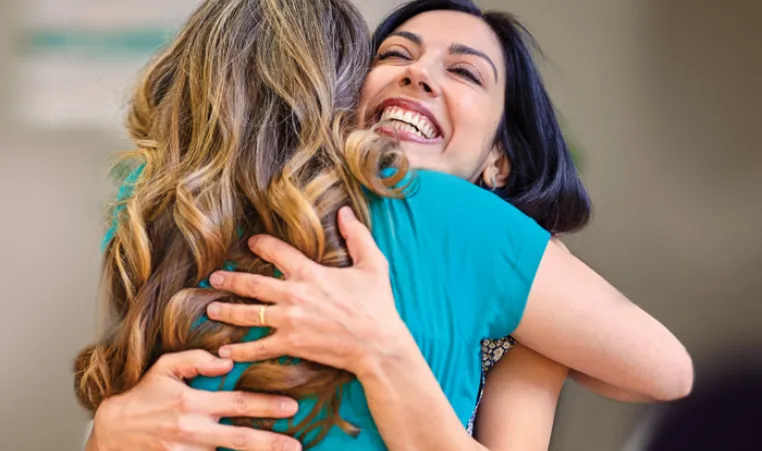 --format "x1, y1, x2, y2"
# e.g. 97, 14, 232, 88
106, 168, 550, 450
